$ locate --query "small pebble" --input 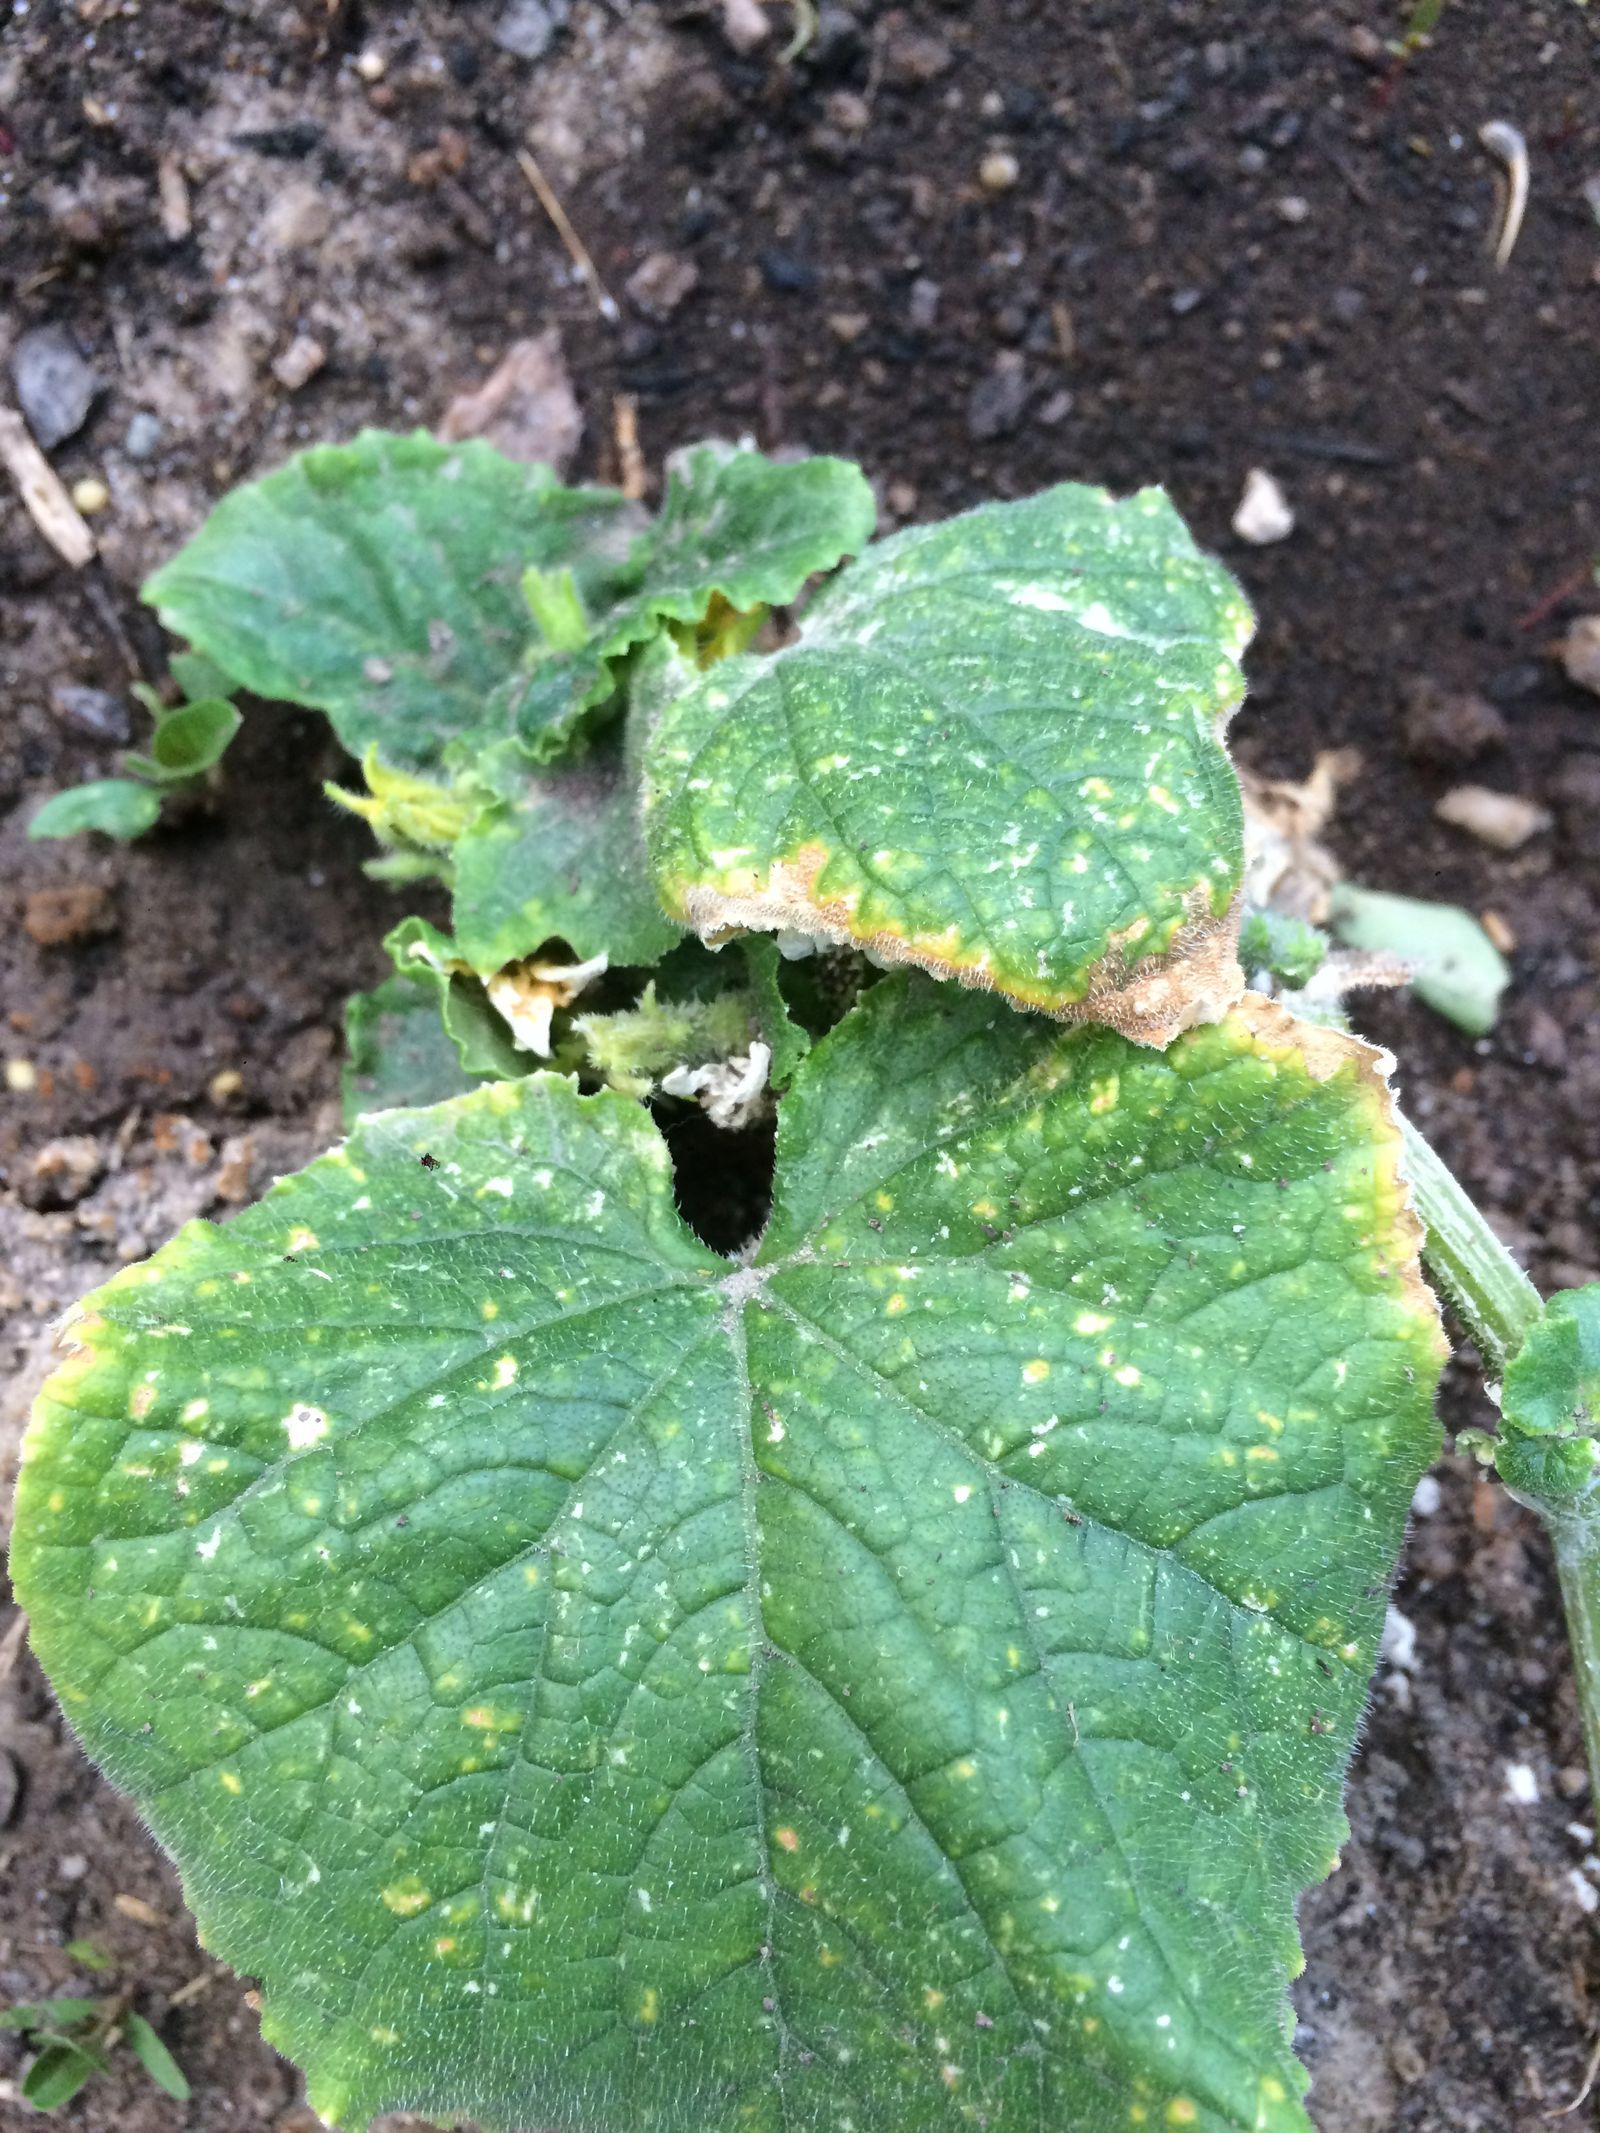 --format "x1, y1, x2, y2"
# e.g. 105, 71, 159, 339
1505, 1762, 1540, 1806
493, 0, 569, 60
70, 476, 110, 515
123, 410, 162, 460
1556, 614, 1600, 697
354, 47, 386, 80
1569, 1870, 1599, 1914
12, 324, 101, 449
1410, 1474, 1442, 1518
1274, 194, 1310, 223
50, 682, 130, 744
1232, 466, 1294, 544
759, 250, 818, 294
978, 150, 1020, 192
56, 1853, 90, 1883
271, 333, 327, 392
